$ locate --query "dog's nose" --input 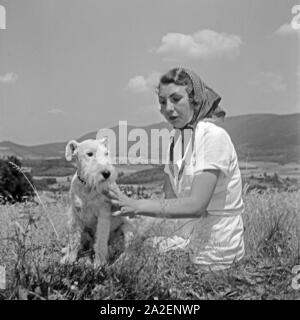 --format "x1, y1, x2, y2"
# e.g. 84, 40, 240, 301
102, 170, 111, 180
